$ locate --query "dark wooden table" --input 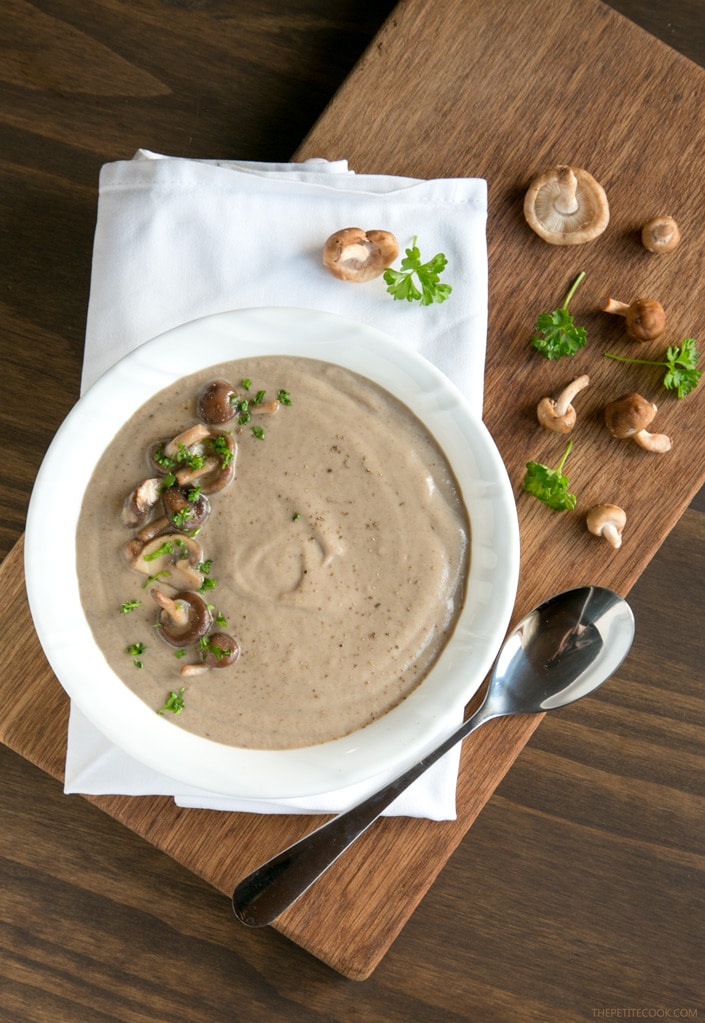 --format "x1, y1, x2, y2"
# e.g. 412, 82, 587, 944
1, 2, 704, 1019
